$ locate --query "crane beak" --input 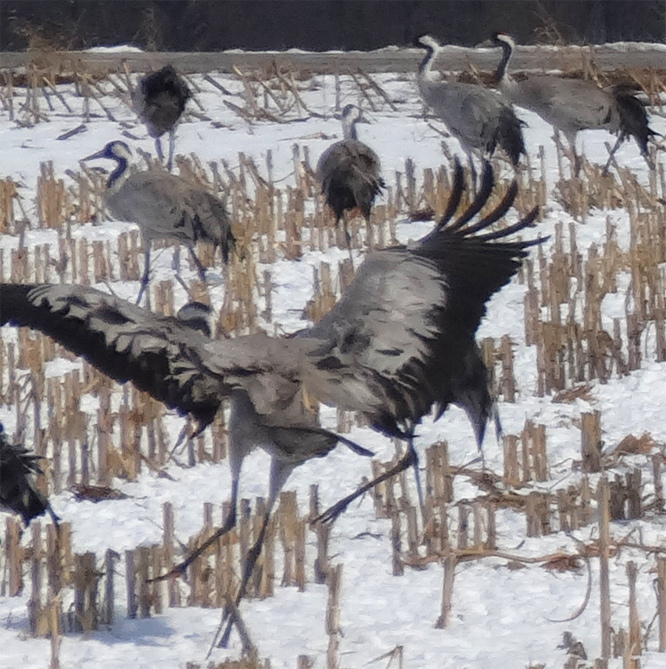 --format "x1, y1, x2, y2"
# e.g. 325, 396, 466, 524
475, 38, 496, 49
80, 148, 107, 162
